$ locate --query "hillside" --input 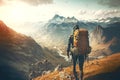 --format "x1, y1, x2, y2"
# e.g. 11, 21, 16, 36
34, 53, 120, 80
0, 20, 66, 80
